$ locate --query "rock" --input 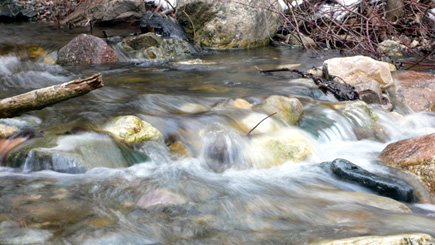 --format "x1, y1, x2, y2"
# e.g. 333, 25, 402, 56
158, 37, 191, 58
103, 115, 163, 144
234, 112, 282, 135
121, 33, 163, 52
0, 116, 40, 138
388, 70, 435, 112
248, 128, 312, 168
168, 140, 192, 158
140, 11, 201, 53
229, 98, 252, 109
0, 228, 53, 245
319, 191, 412, 213
288, 33, 318, 48
175, 0, 282, 48
354, 80, 382, 104
57, 34, 117, 65
378, 39, 407, 57
177, 103, 208, 114
318, 233, 435, 245
136, 188, 187, 209
5, 132, 149, 173
60, 0, 146, 26
0, 0, 21, 19
379, 133, 435, 195
323, 56, 394, 90
322, 159, 415, 202
121, 33, 192, 59
260, 95, 303, 125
